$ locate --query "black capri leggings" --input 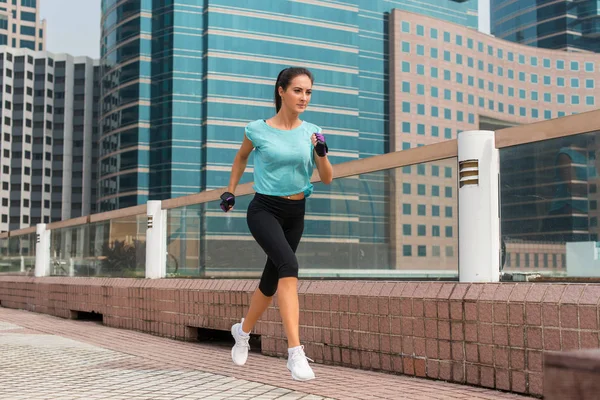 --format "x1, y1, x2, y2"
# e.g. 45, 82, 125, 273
246, 193, 305, 297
